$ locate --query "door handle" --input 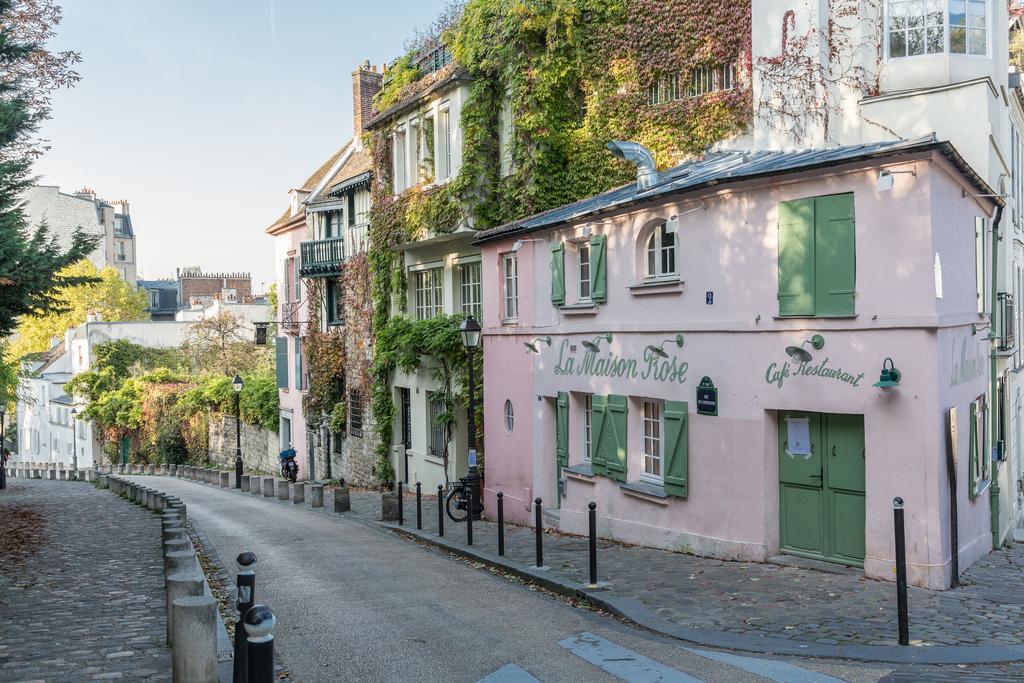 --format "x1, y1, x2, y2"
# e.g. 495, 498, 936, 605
809, 473, 822, 480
